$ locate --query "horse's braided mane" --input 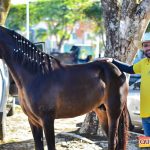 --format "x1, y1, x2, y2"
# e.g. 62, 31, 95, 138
11, 30, 61, 74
